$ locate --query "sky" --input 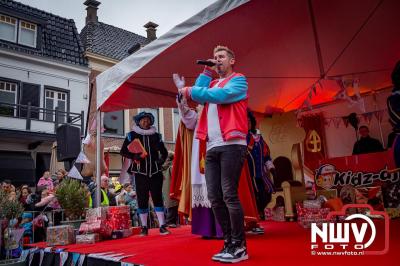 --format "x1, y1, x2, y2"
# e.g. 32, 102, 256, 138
16, 0, 217, 37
